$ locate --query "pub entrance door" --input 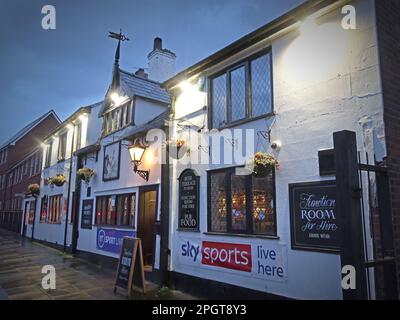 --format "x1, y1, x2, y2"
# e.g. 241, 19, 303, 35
333, 130, 398, 300
137, 185, 158, 269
